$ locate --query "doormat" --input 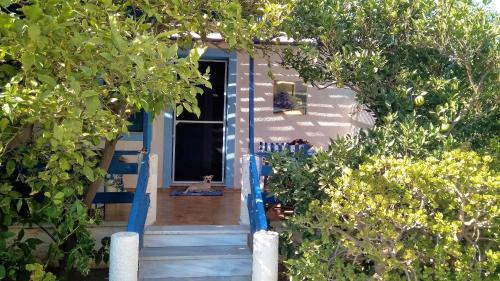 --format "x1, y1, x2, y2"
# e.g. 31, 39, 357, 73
170, 190, 223, 196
